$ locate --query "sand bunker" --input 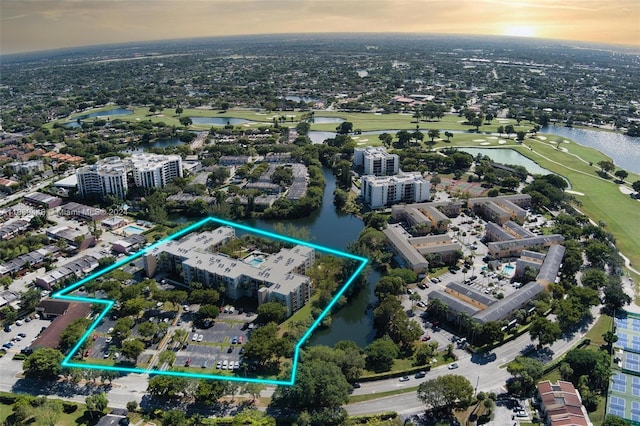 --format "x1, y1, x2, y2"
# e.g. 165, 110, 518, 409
563, 140, 570, 144
473, 139, 486, 142
619, 186, 634, 195
488, 136, 498, 140
498, 140, 506, 145
537, 136, 547, 140
565, 190, 585, 196
480, 142, 491, 146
